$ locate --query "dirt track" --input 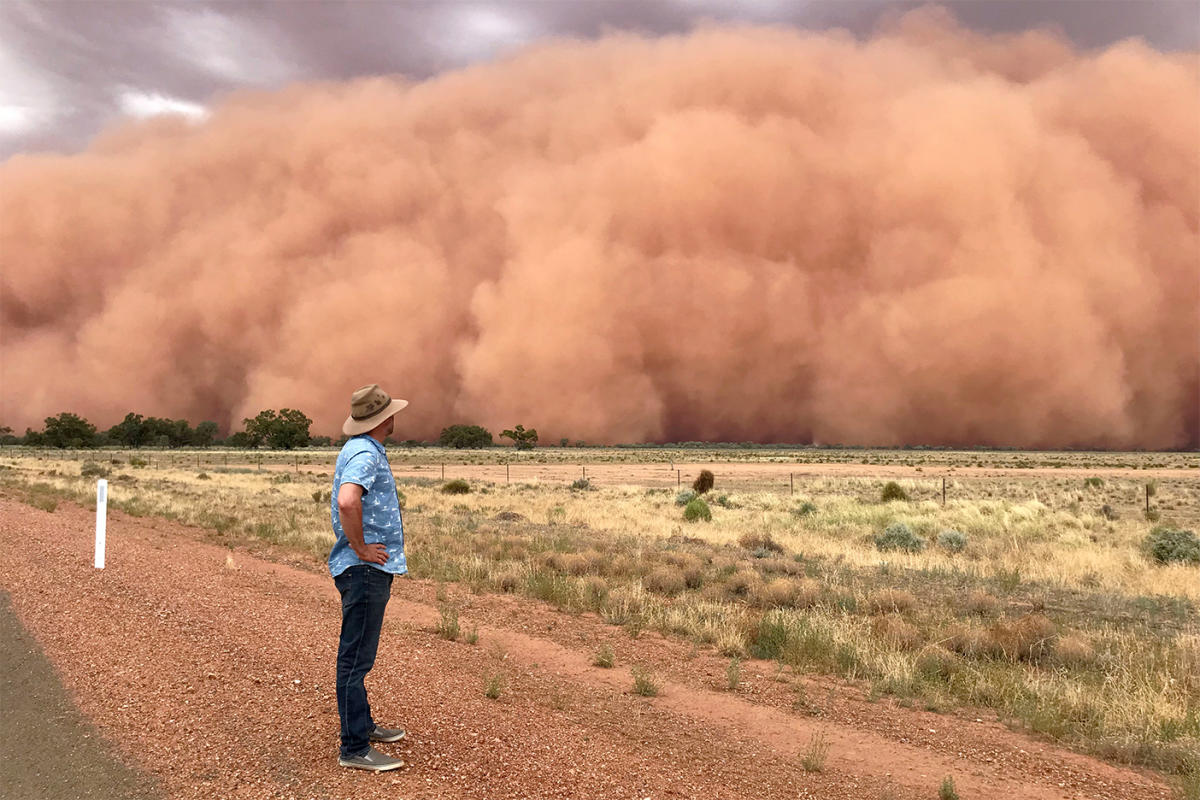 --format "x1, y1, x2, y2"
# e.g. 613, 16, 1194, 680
0, 498, 1173, 799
